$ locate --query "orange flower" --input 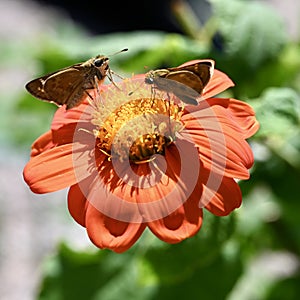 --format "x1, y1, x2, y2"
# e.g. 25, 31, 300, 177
23, 61, 259, 253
